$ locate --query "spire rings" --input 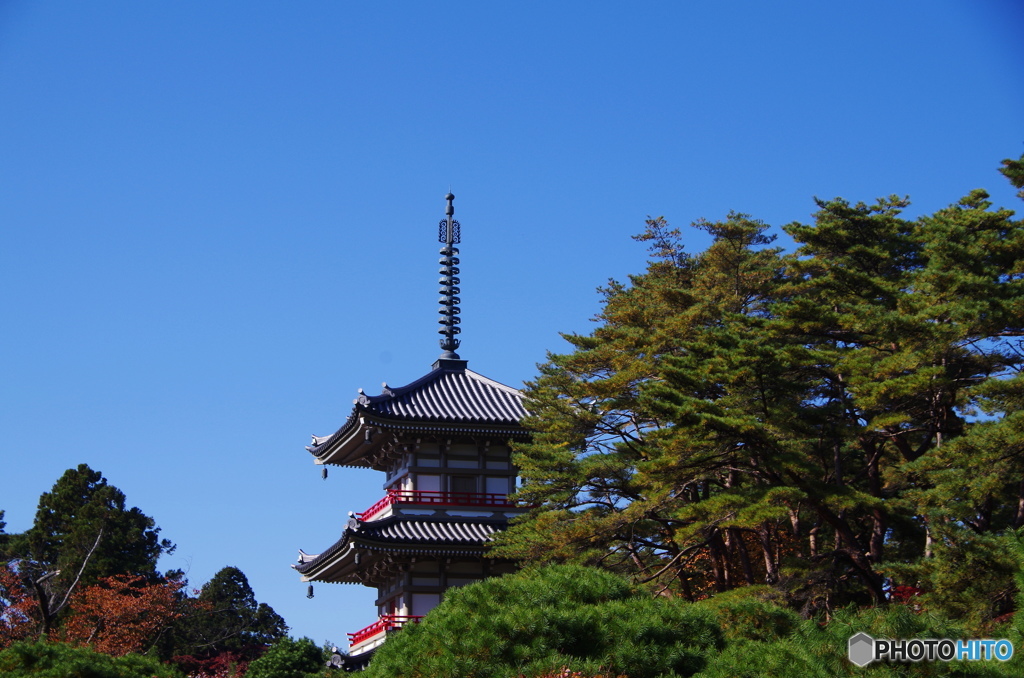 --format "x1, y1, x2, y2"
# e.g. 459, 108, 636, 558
437, 193, 462, 358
